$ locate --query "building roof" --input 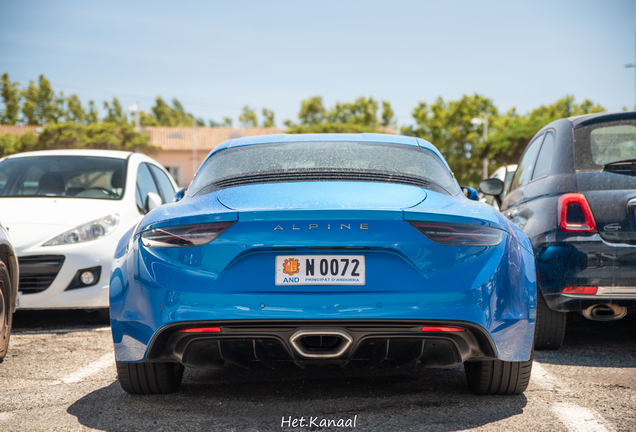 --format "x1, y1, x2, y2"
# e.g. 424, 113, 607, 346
0, 125, 42, 135
141, 126, 287, 151
0, 125, 397, 152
